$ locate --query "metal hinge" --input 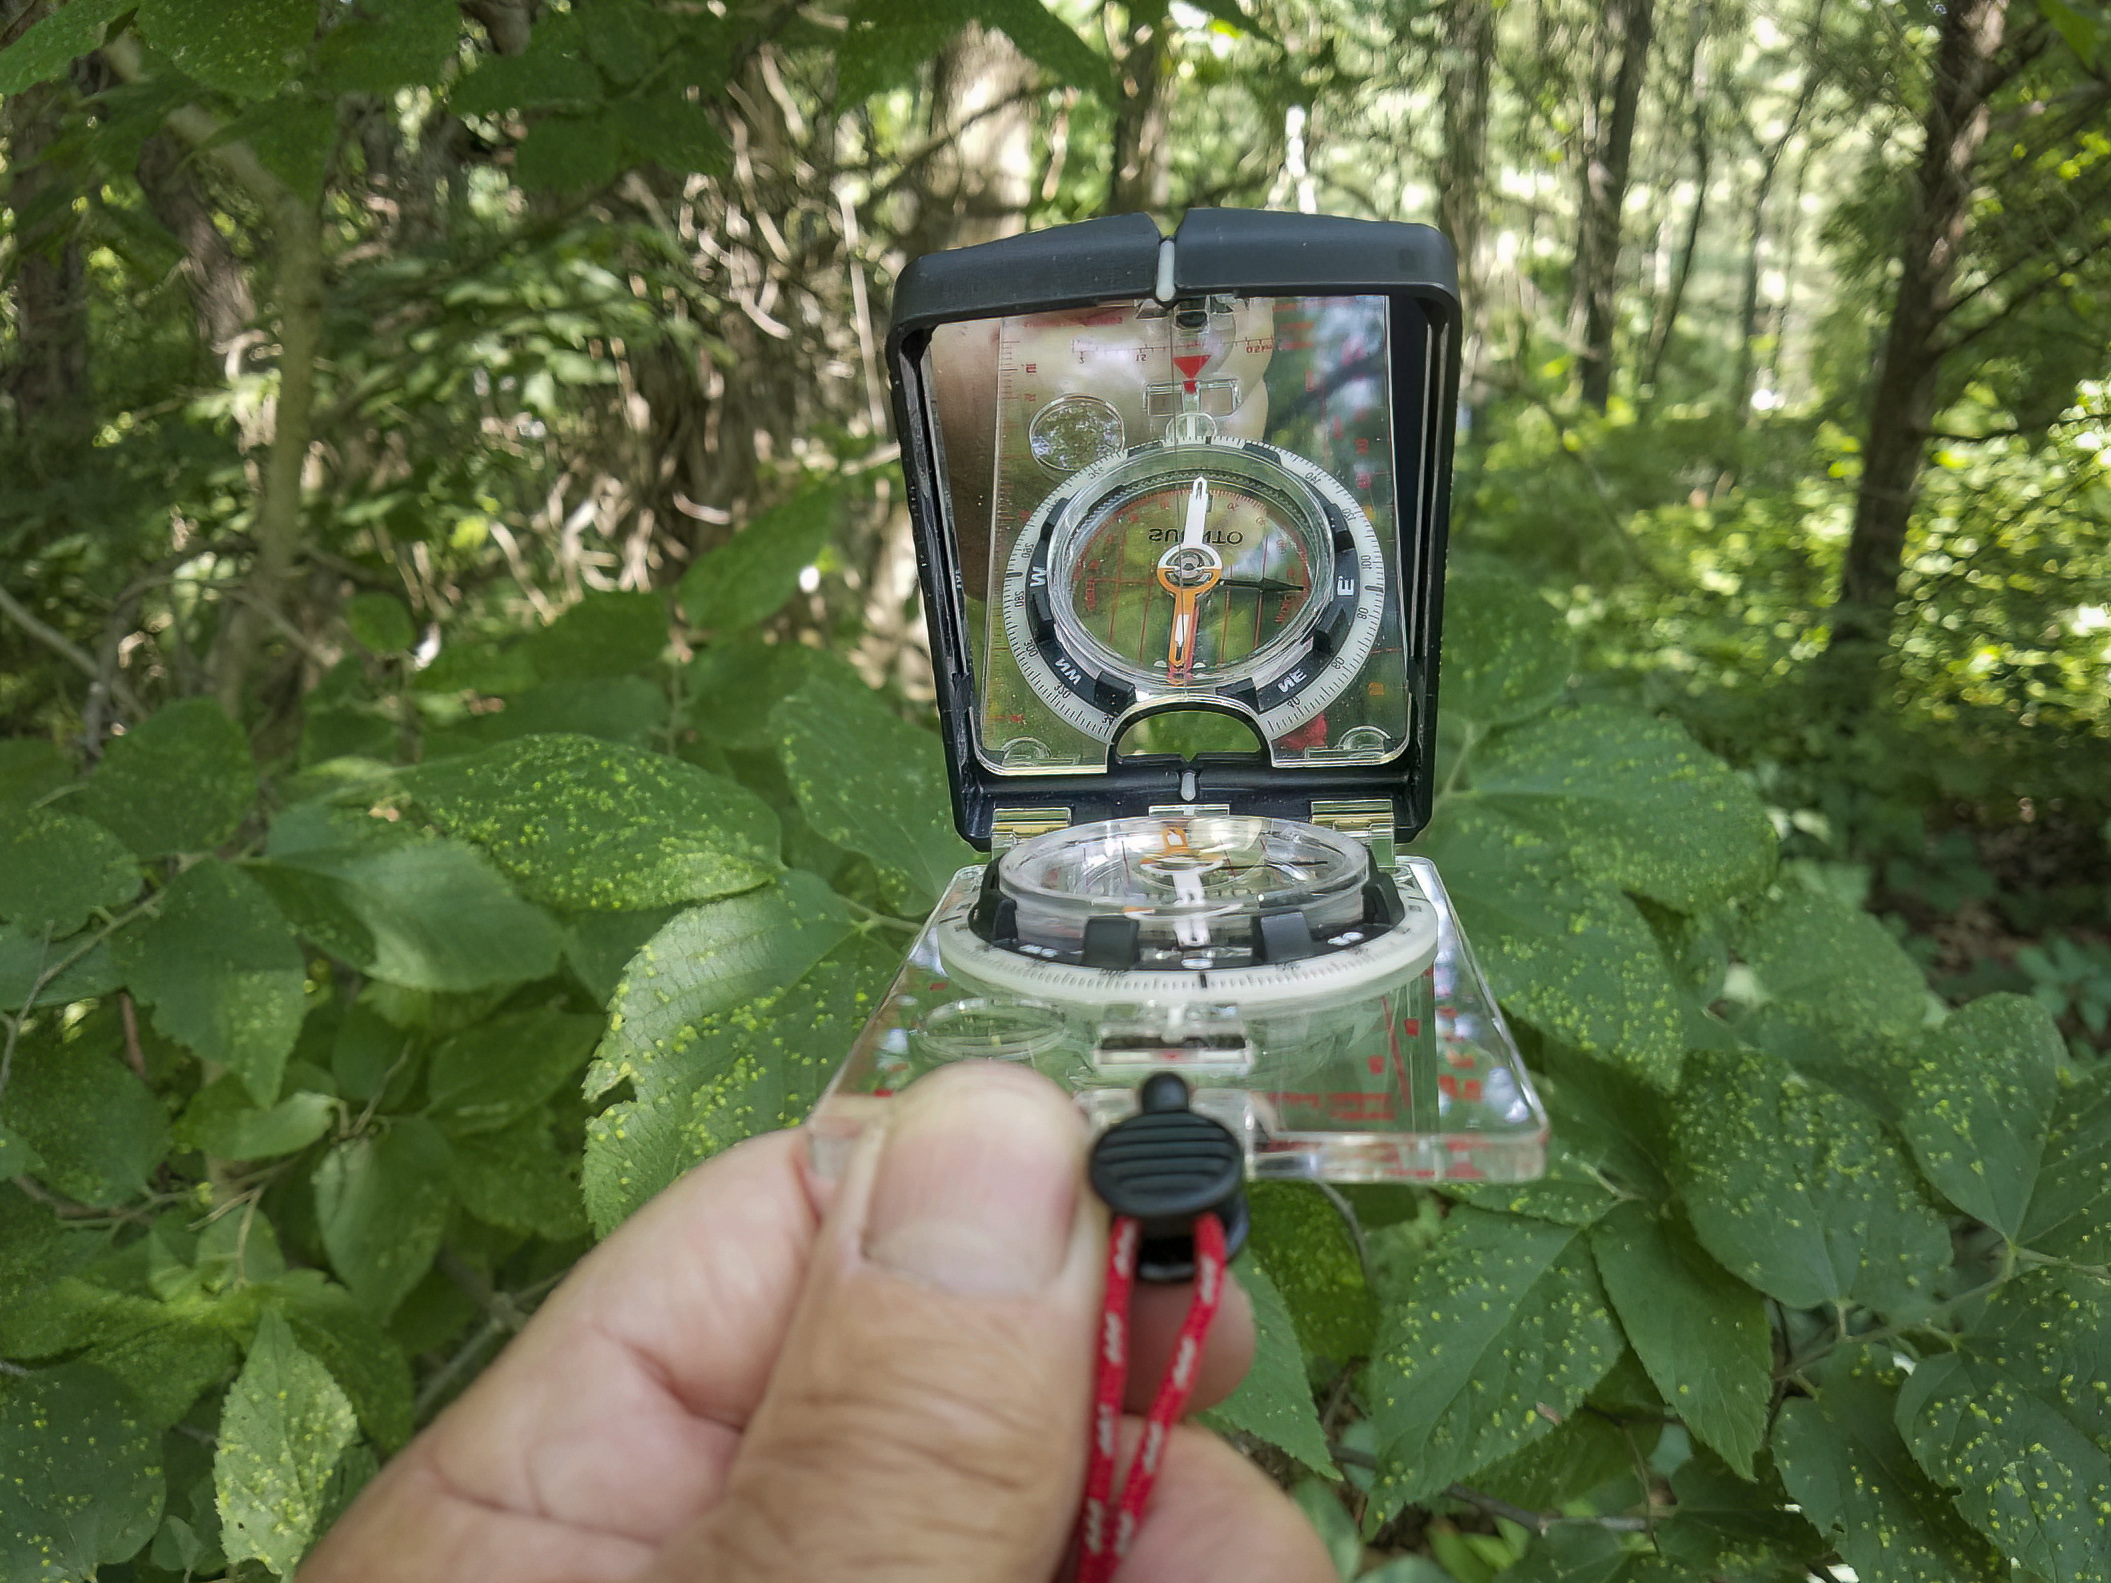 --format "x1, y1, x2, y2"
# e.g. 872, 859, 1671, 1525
1309, 798, 1397, 865
991, 805, 1071, 851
